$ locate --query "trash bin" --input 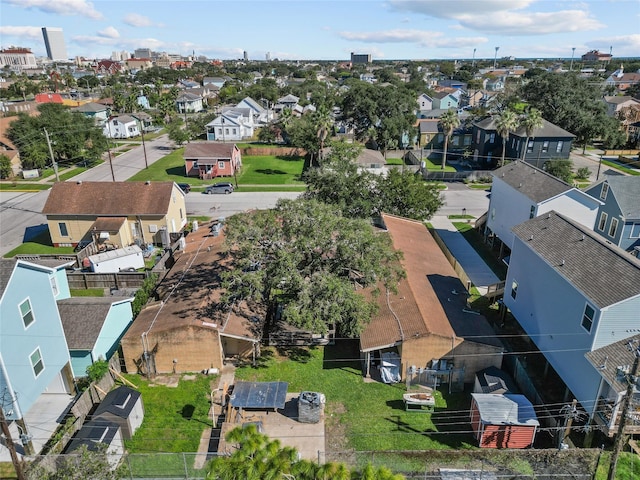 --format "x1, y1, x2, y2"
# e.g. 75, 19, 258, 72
298, 391, 324, 424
